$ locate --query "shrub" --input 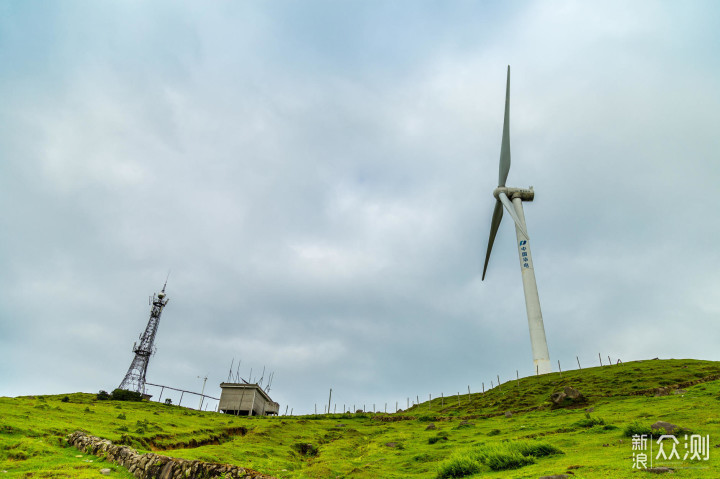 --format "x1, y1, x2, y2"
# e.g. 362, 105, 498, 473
436, 454, 481, 478
97, 390, 111, 400
111, 389, 143, 402
117, 413, 126, 420
418, 415, 438, 422
574, 414, 606, 428
61, 396, 70, 403
483, 450, 535, 471
624, 422, 653, 437
429, 433, 448, 445
473, 441, 562, 471
292, 443, 318, 457
511, 441, 563, 458
164, 398, 172, 406
487, 429, 501, 436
